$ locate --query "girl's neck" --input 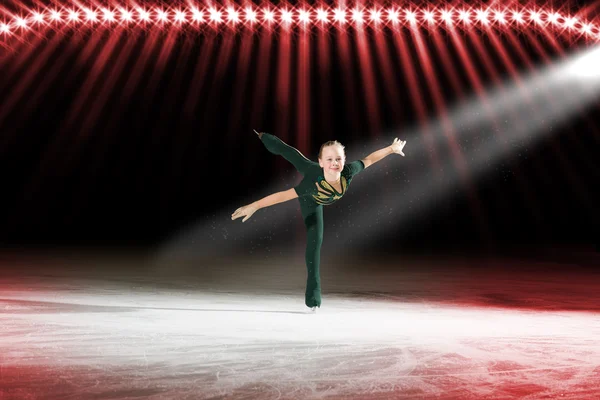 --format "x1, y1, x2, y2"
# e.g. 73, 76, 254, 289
324, 171, 341, 183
